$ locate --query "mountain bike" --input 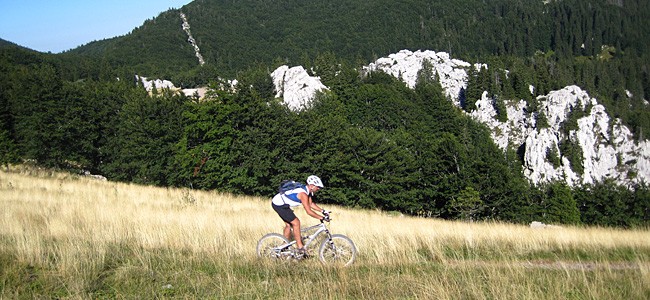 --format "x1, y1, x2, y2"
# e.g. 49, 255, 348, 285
256, 213, 357, 266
